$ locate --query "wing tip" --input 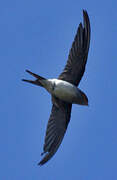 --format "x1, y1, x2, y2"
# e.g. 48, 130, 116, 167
37, 161, 43, 166
37, 151, 54, 166
83, 9, 91, 51
83, 9, 88, 15
82, 9, 90, 24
